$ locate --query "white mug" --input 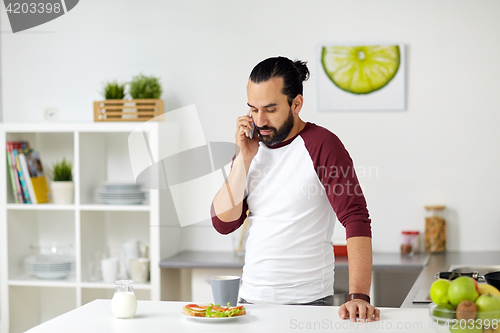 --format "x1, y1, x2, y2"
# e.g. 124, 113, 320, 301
101, 257, 119, 283
130, 258, 150, 283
